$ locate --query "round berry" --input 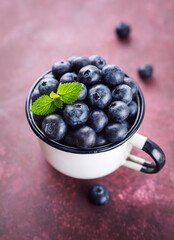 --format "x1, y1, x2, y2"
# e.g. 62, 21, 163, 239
63, 102, 89, 126
138, 63, 153, 79
77, 65, 101, 86
116, 22, 130, 40
38, 78, 59, 95
77, 83, 87, 101
104, 123, 128, 143
74, 126, 96, 149
52, 60, 72, 80
59, 72, 77, 83
41, 114, 67, 141
128, 101, 138, 118
102, 64, 124, 86
68, 56, 78, 65
108, 101, 129, 122
89, 55, 106, 70
95, 134, 108, 147
88, 84, 112, 109
122, 120, 130, 131
88, 184, 110, 206
88, 110, 108, 133
112, 84, 132, 104
71, 56, 90, 73
123, 77, 138, 98
31, 89, 41, 103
